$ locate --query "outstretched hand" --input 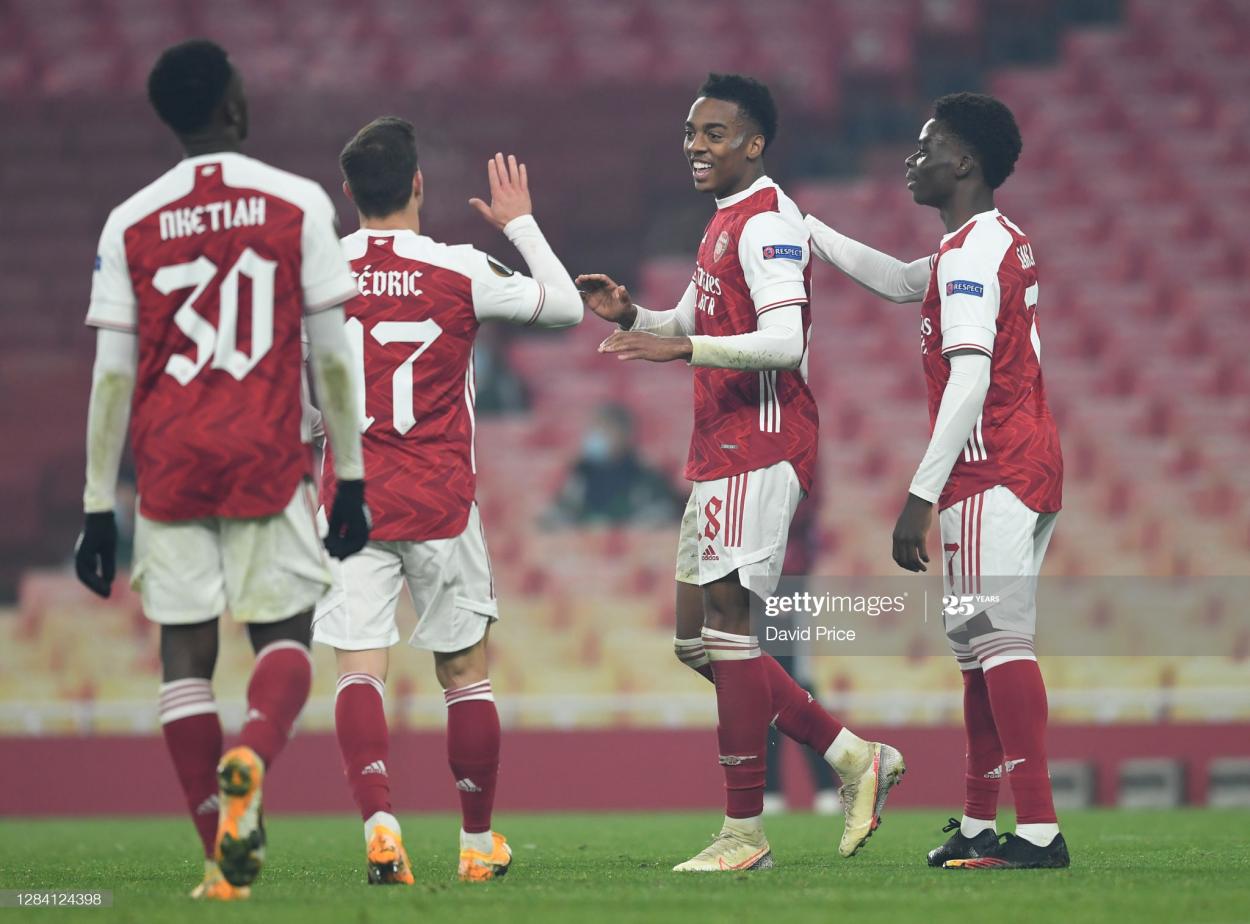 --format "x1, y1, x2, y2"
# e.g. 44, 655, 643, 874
469, 153, 532, 231
598, 330, 692, 363
576, 273, 637, 327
